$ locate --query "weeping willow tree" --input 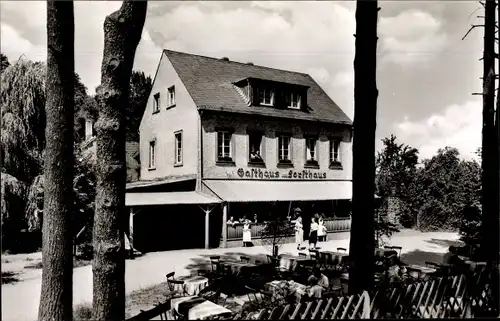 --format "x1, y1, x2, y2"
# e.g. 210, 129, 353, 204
1, 59, 46, 182
1, 57, 96, 252
1, 59, 46, 251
